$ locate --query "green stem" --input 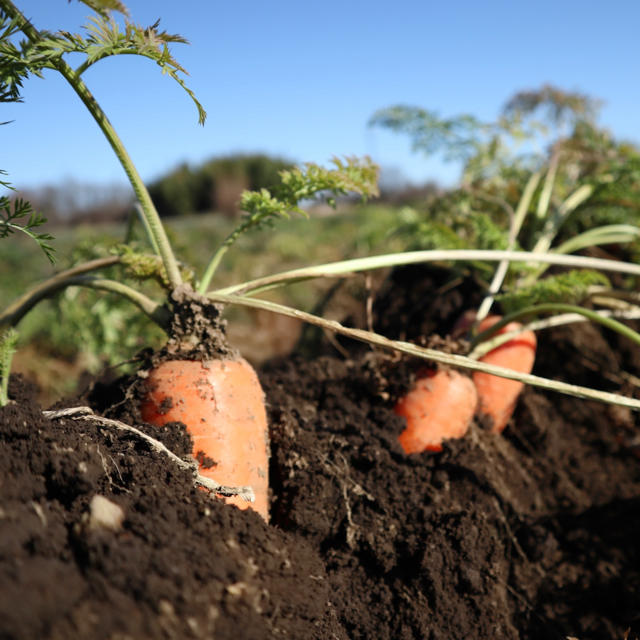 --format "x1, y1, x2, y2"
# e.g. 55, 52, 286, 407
0, 258, 170, 330
207, 292, 640, 412
588, 288, 640, 307
0, 328, 18, 407
553, 224, 640, 256
198, 205, 273, 293
133, 202, 161, 255
0, 257, 120, 326
198, 244, 229, 294
536, 151, 560, 219
60, 71, 181, 288
75, 49, 139, 77
0, 0, 182, 289
470, 303, 640, 350
475, 170, 542, 323
69, 277, 171, 329
532, 183, 595, 254
522, 183, 595, 286
468, 308, 640, 360
123, 208, 136, 244
212, 249, 640, 297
